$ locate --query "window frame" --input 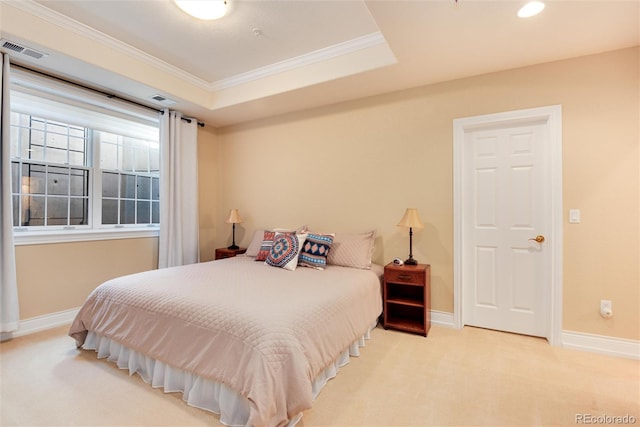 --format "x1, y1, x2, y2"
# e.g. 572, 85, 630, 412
10, 69, 161, 246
